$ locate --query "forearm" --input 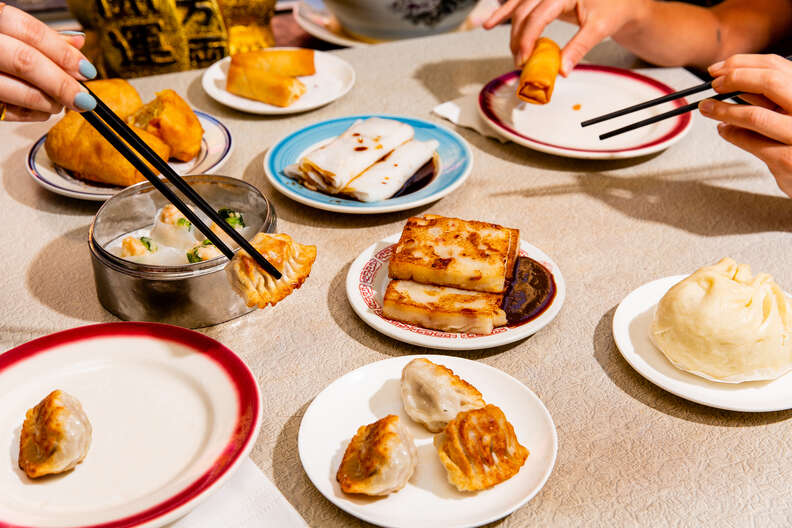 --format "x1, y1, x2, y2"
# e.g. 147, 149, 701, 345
612, 0, 792, 69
